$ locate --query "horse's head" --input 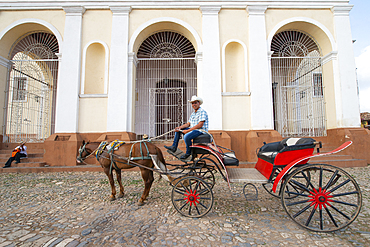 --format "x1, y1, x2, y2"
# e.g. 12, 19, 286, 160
77, 140, 92, 164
